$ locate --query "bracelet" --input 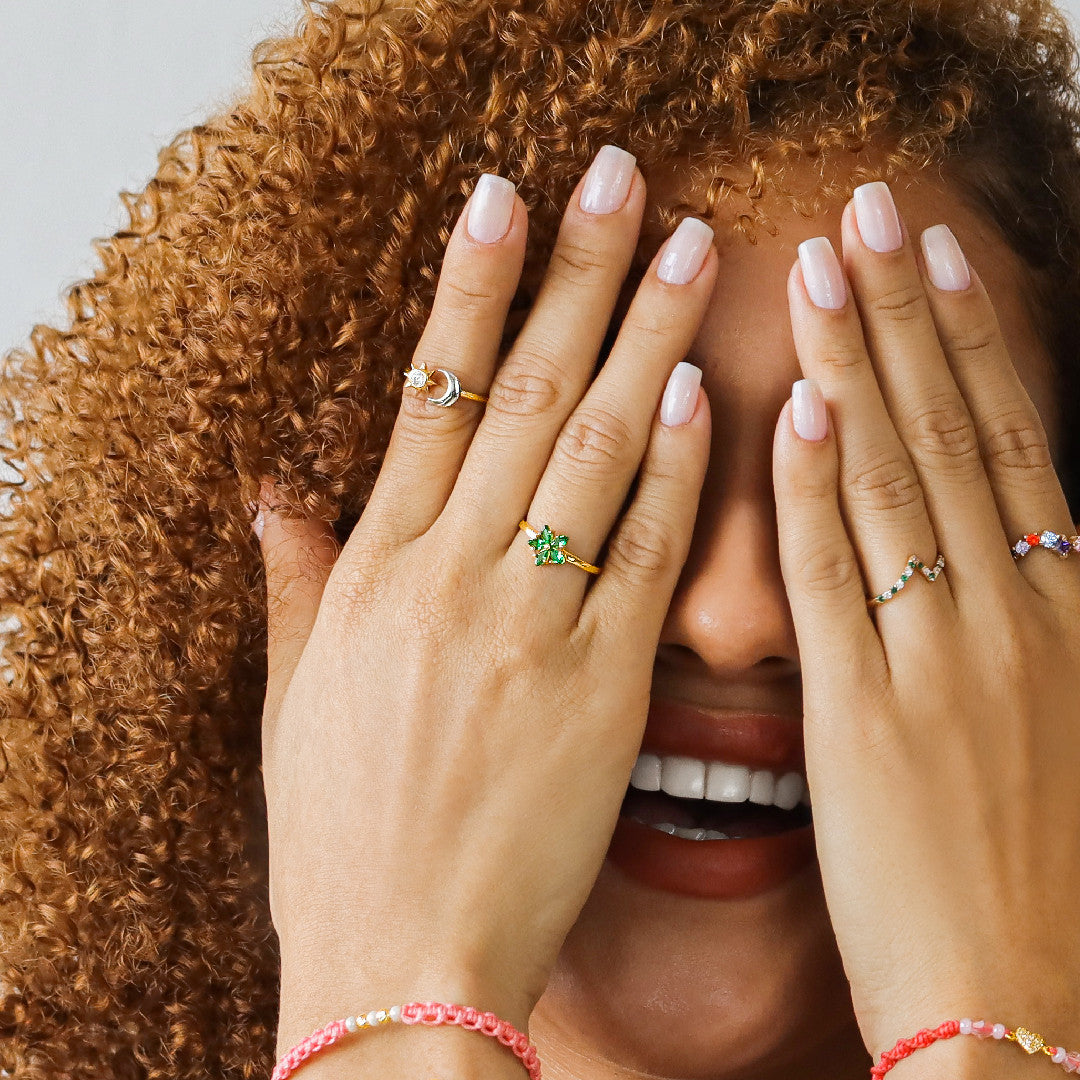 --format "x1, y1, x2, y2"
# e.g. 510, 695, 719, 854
872, 1018, 1080, 1077
272, 1001, 541, 1080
